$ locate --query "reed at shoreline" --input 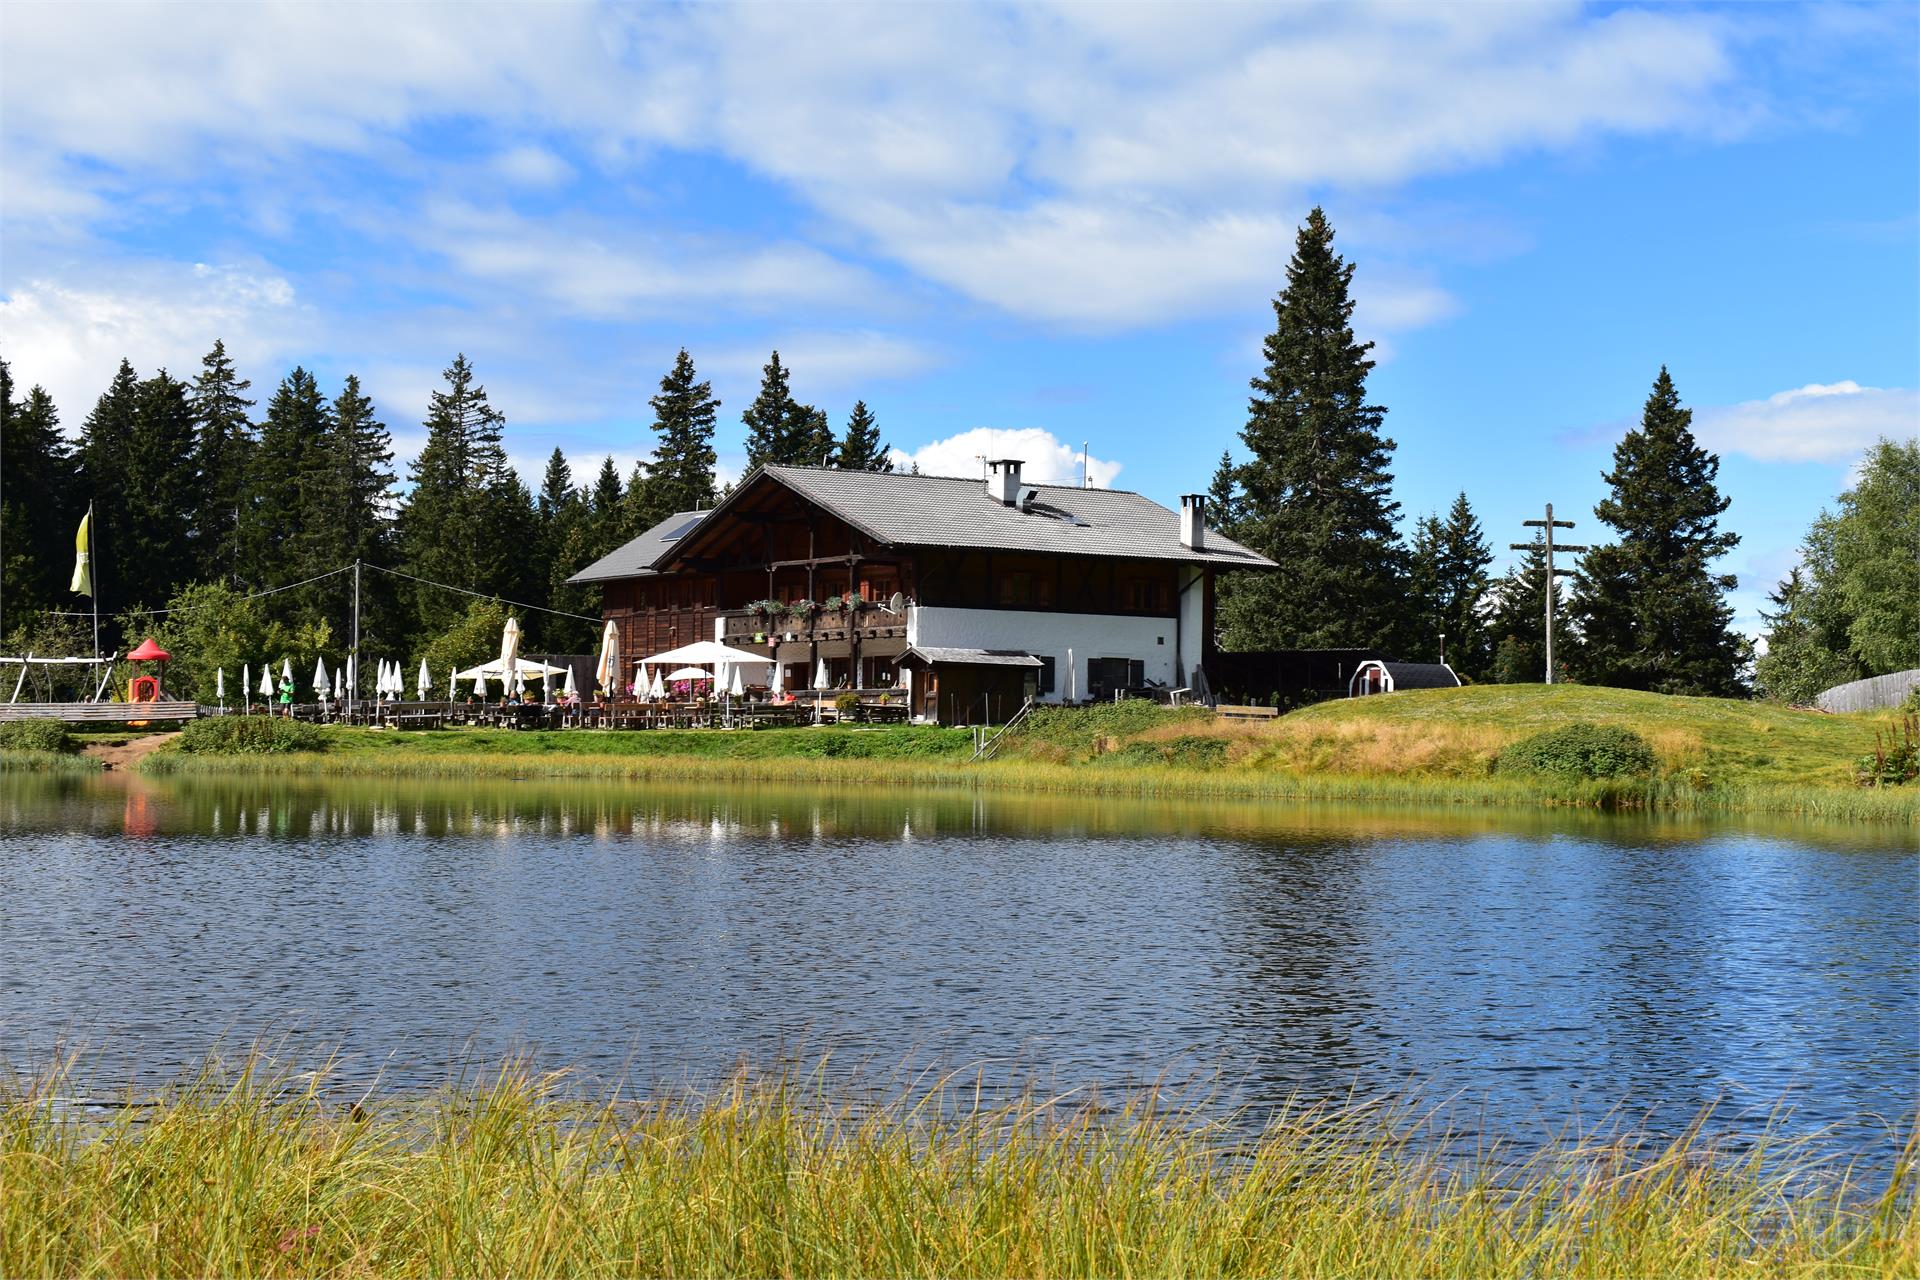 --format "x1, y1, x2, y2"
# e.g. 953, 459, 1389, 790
2, 1054, 1911, 1279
